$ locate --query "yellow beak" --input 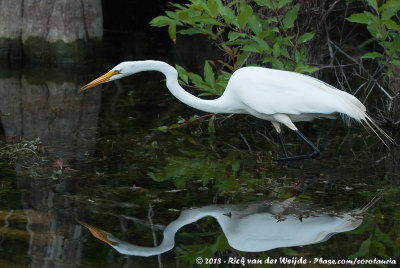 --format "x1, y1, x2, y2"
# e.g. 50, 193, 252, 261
80, 70, 119, 91
78, 220, 118, 245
